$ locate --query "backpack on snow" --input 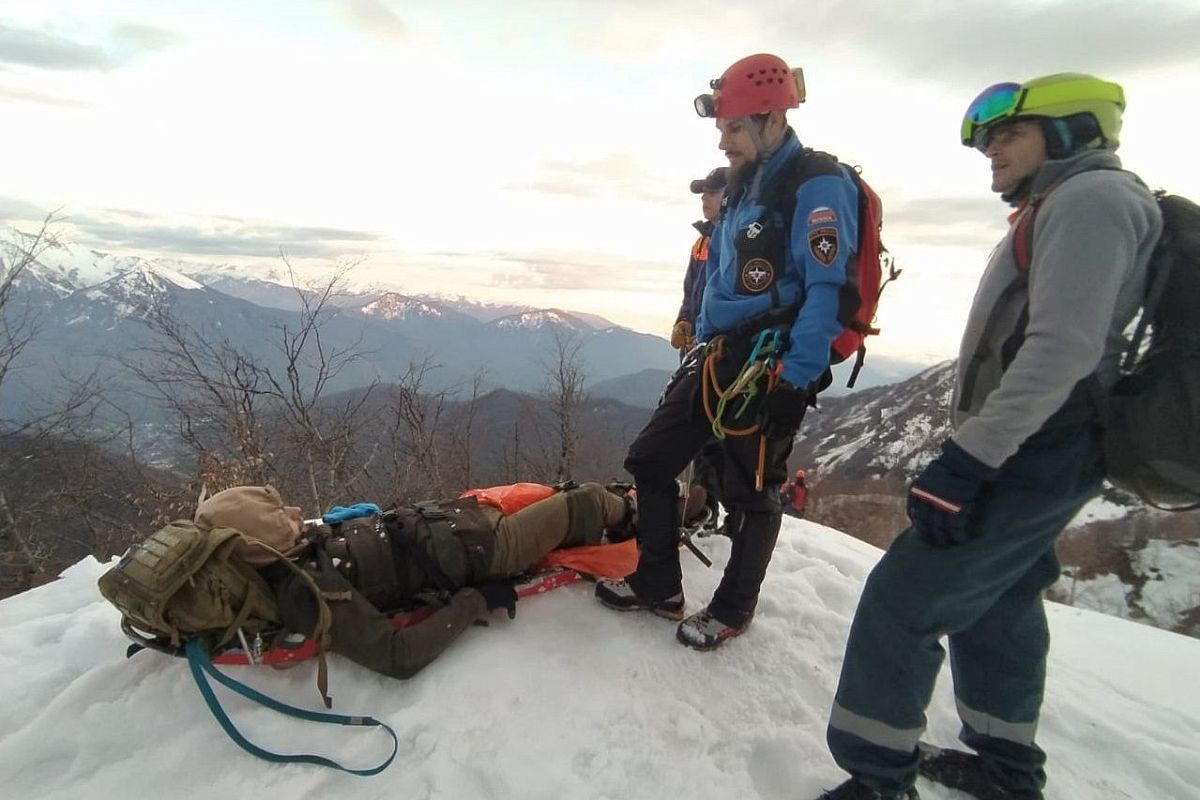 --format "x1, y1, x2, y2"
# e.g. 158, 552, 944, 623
99, 520, 397, 775
1011, 183, 1200, 511
98, 521, 292, 652
772, 149, 901, 388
